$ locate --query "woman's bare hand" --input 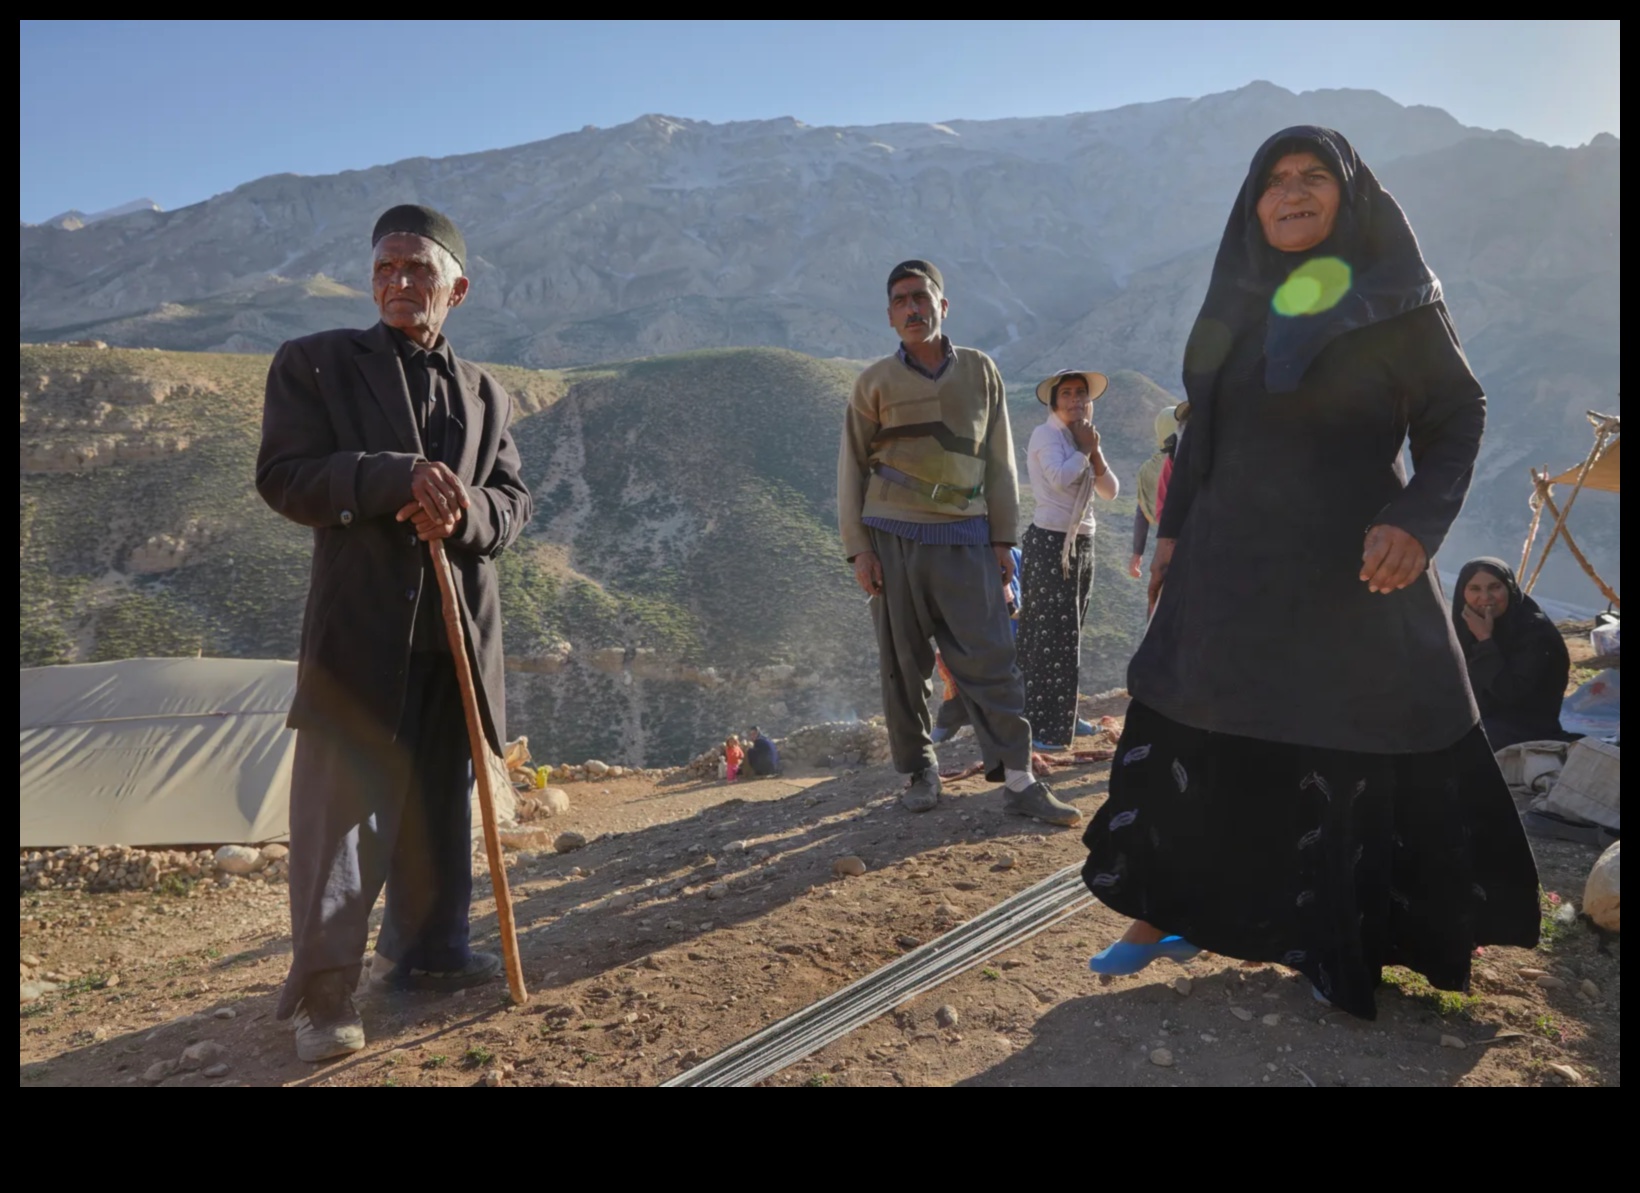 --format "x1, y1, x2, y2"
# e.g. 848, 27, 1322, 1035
1360, 524, 1427, 593
1462, 604, 1496, 642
